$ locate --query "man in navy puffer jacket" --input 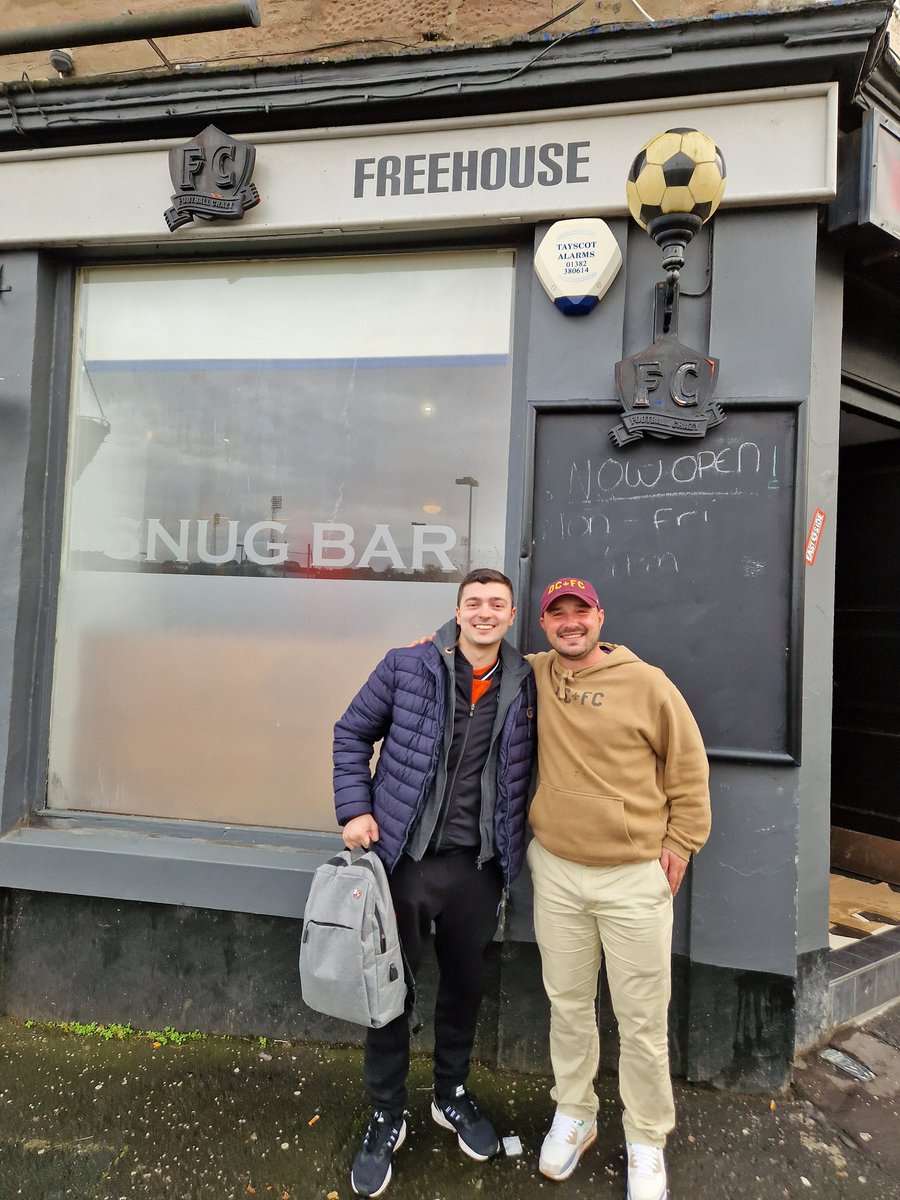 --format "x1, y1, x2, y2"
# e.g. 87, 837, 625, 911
333, 568, 536, 1198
